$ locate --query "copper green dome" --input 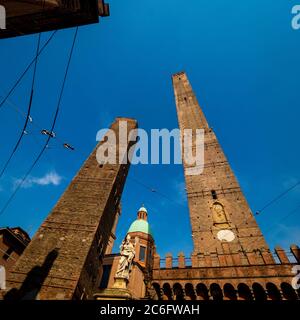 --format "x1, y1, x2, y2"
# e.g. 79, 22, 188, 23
128, 219, 153, 237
